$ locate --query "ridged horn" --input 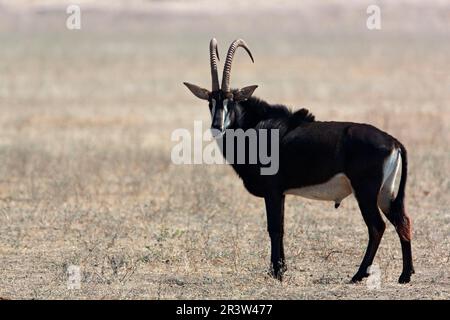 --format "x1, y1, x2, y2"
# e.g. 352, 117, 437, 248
209, 38, 220, 92
221, 39, 254, 93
